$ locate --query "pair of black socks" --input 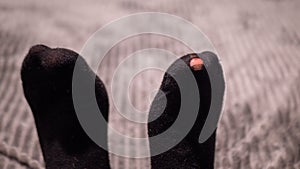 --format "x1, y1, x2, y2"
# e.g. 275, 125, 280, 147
21, 45, 216, 169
